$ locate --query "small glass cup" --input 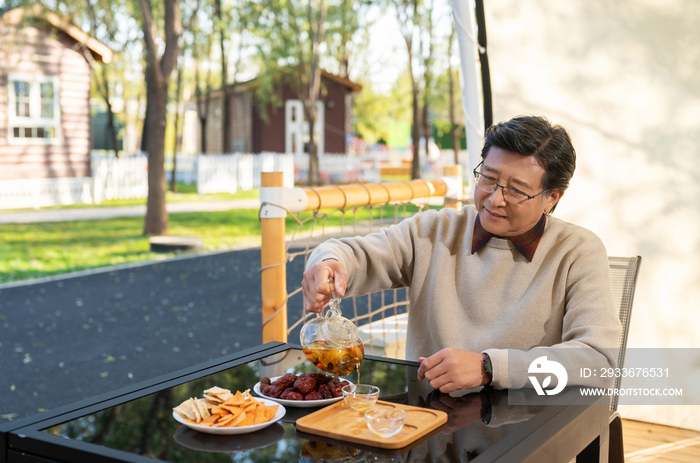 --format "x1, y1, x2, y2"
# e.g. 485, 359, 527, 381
342, 384, 379, 412
364, 407, 407, 438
